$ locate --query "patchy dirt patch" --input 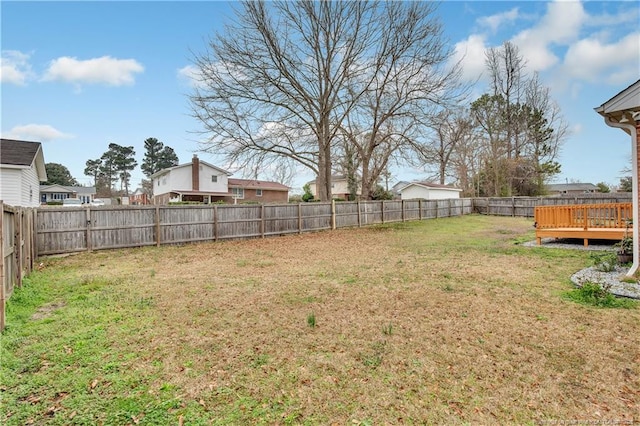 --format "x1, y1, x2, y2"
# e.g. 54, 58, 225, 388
30, 302, 66, 320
